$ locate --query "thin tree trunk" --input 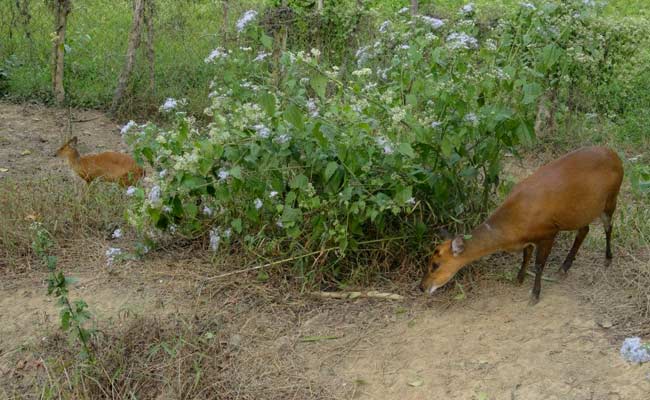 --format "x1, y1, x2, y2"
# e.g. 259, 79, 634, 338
410, 0, 418, 16
16, 0, 32, 40
534, 87, 558, 138
110, 0, 145, 114
52, 0, 71, 105
144, 0, 155, 95
317, 0, 323, 12
221, 0, 228, 41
